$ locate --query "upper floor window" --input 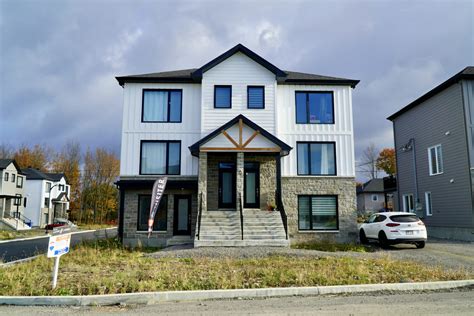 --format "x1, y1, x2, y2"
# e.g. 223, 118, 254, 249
45, 182, 51, 193
295, 91, 334, 124
11, 173, 15, 182
214, 85, 232, 108
142, 89, 182, 122
140, 140, 181, 175
59, 184, 65, 191
428, 144, 443, 175
4, 172, 8, 181
371, 194, 378, 202
247, 86, 265, 109
297, 142, 336, 176
16, 176, 23, 188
